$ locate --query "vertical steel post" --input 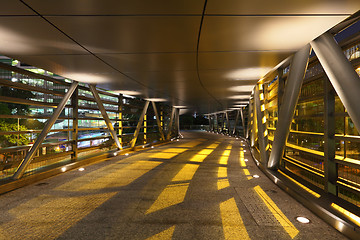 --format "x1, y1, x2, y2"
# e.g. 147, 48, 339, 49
130, 101, 150, 148
208, 115, 212, 131
324, 78, 337, 195
143, 113, 147, 144
151, 101, 165, 141
225, 112, 230, 134
118, 94, 123, 147
215, 114, 219, 133
267, 44, 311, 169
88, 84, 122, 150
166, 107, 176, 140
277, 67, 285, 112
176, 108, 180, 136
13, 81, 79, 179
254, 84, 269, 166
240, 107, 246, 138
250, 97, 255, 146
247, 100, 252, 140
232, 110, 240, 135
311, 32, 360, 134
71, 85, 79, 161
